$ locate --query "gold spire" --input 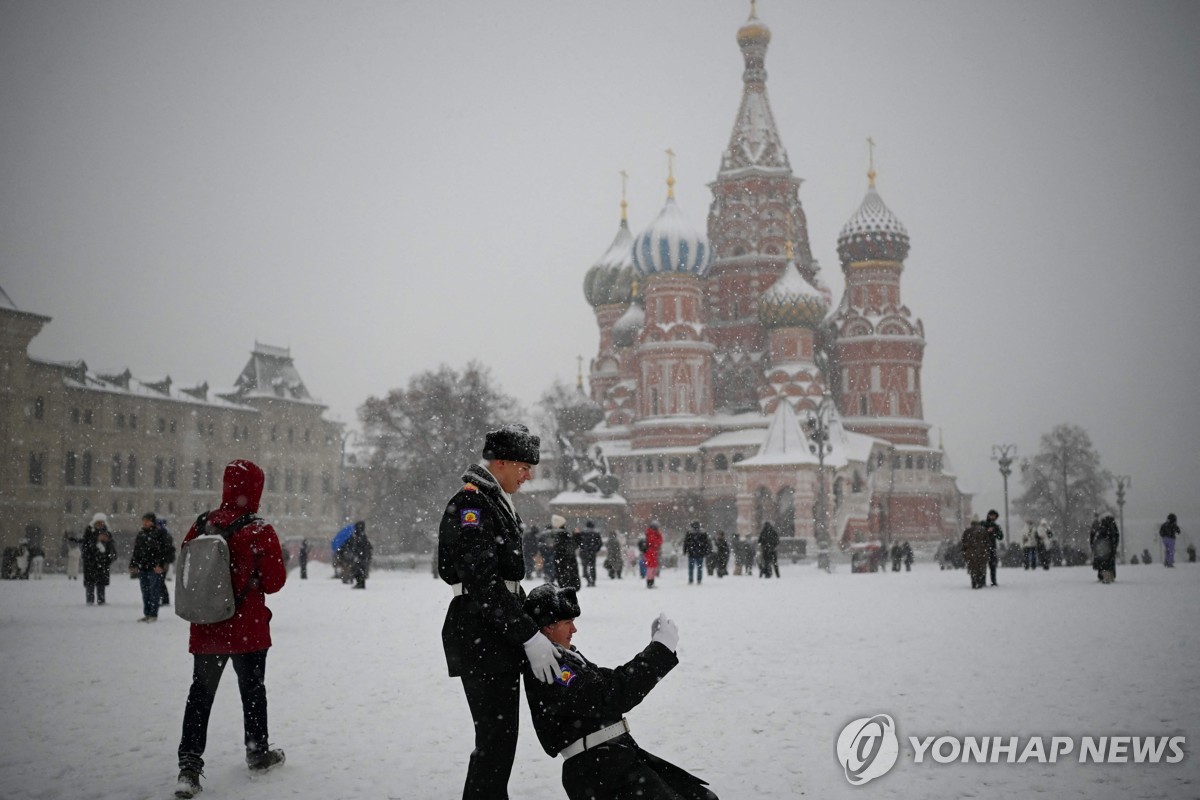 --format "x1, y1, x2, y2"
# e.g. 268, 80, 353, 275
749, 0, 758, 19
576, 355, 584, 390
631, 276, 640, 300
619, 169, 629, 221
785, 210, 795, 262
665, 147, 676, 199
867, 136, 877, 189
